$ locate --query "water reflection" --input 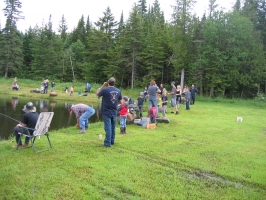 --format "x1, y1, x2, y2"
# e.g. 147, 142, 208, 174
0, 96, 102, 140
